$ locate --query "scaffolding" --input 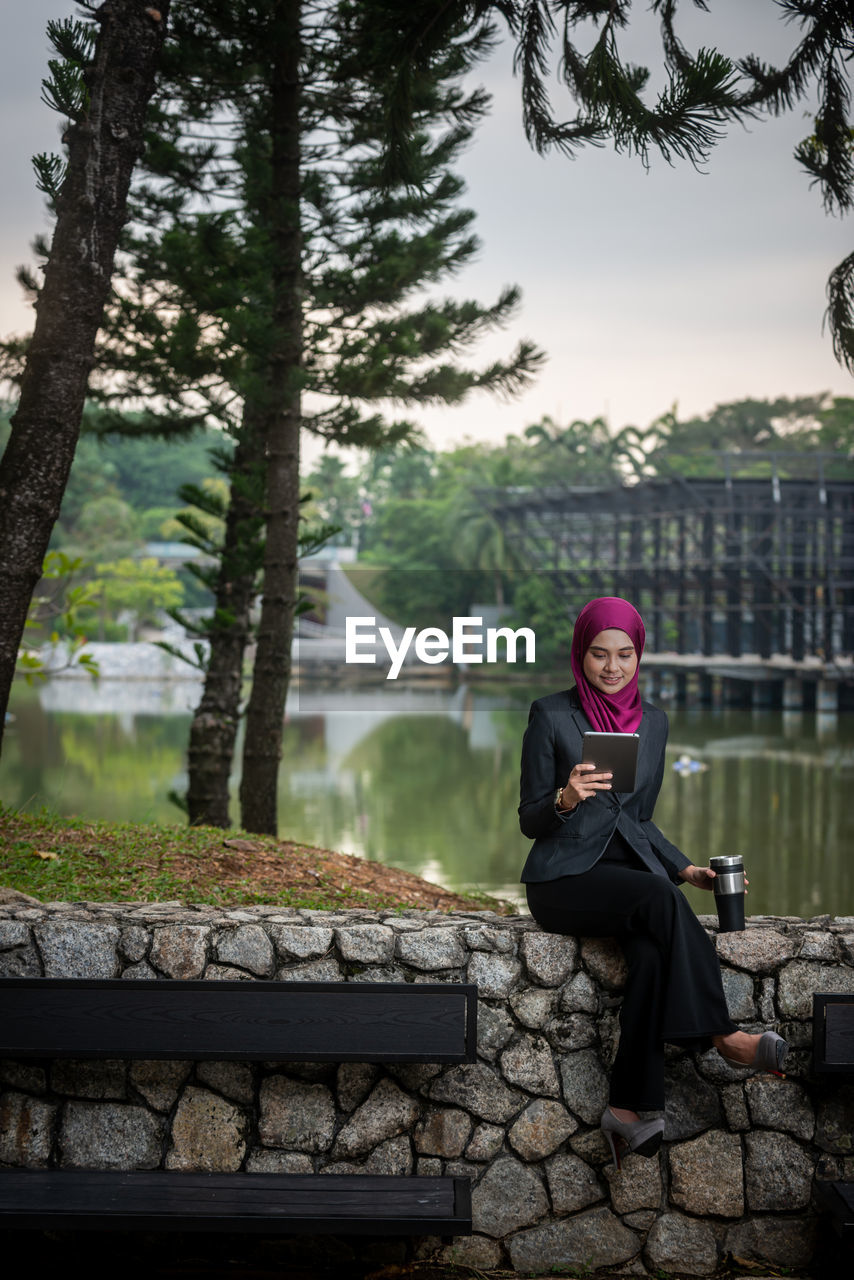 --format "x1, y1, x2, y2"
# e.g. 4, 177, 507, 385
479, 456, 854, 662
